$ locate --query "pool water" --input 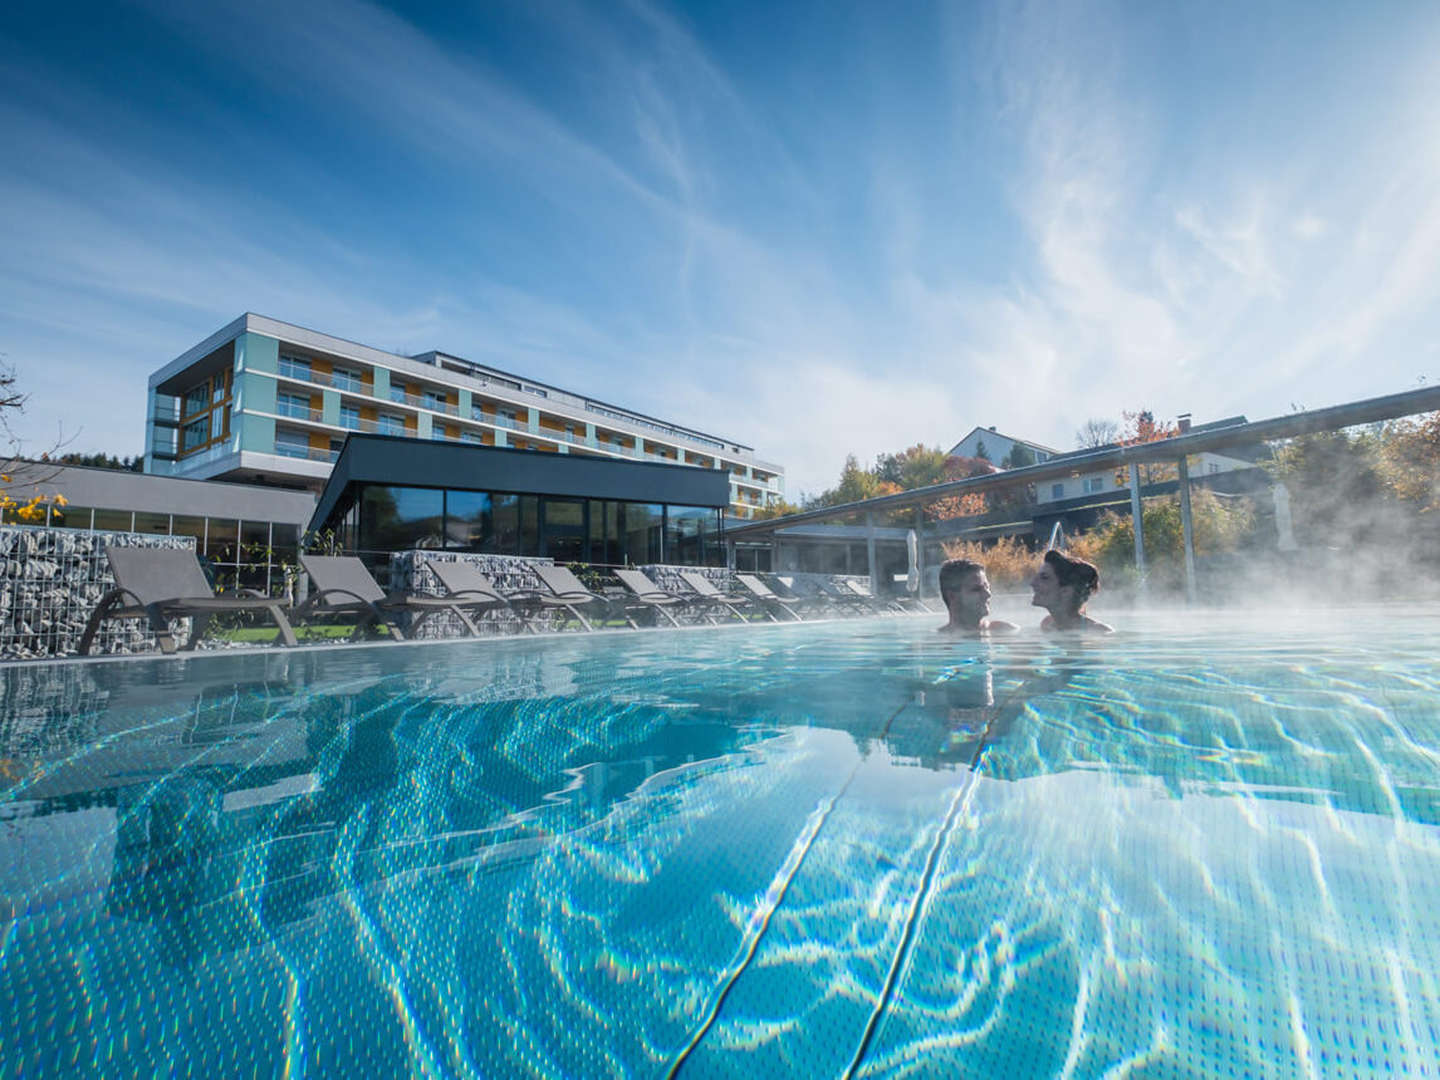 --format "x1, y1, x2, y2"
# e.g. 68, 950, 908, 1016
3, 608, 1439, 1077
